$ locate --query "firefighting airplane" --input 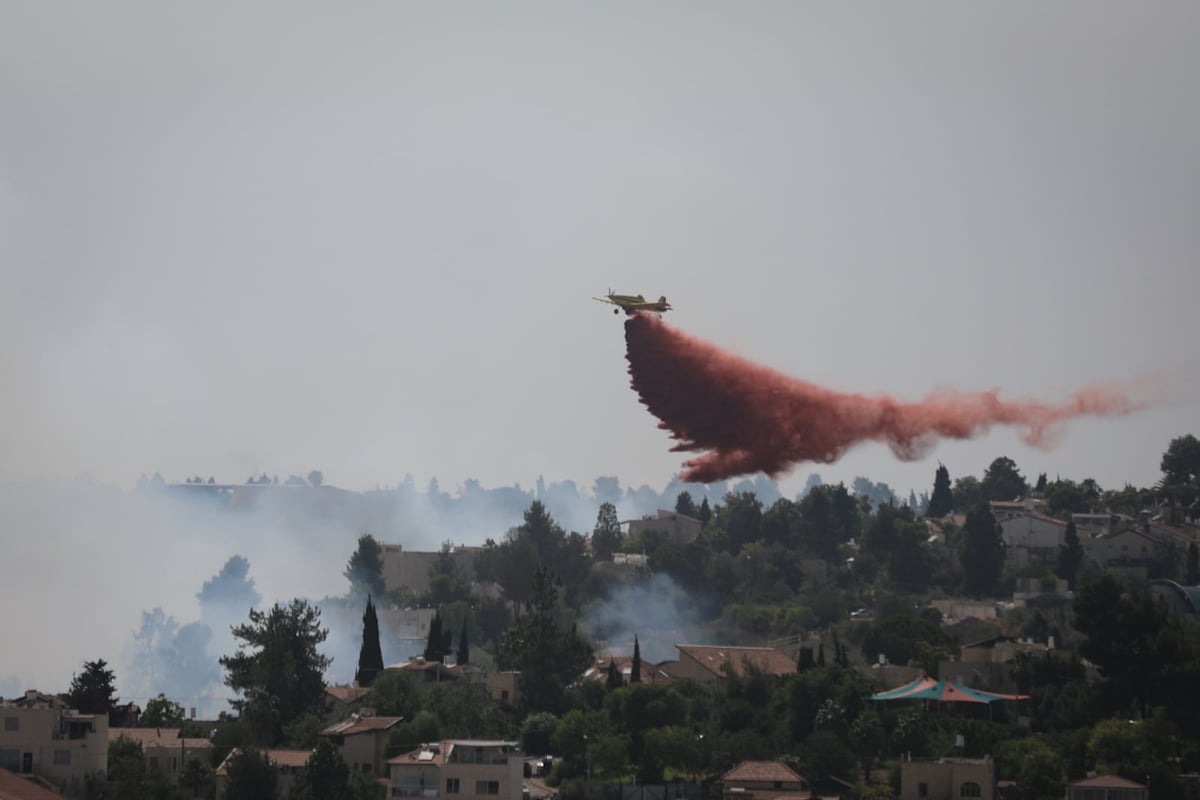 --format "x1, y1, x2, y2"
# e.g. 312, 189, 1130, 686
593, 290, 672, 315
